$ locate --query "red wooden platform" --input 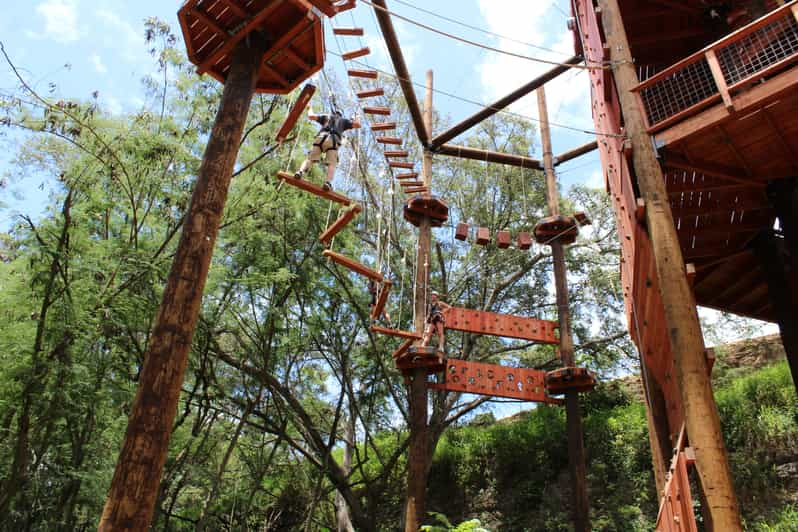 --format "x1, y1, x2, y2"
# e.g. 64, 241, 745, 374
428, 359, 561, 403
442, 307, 559, 344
